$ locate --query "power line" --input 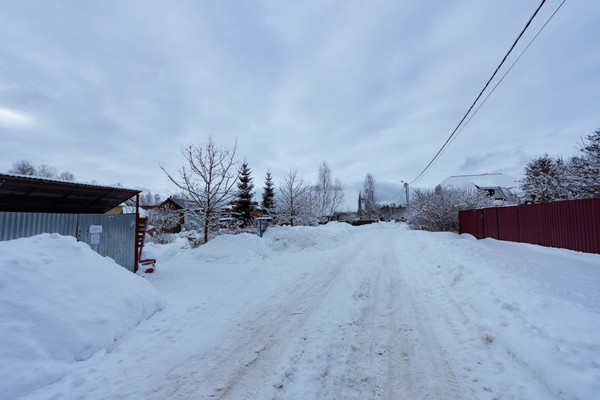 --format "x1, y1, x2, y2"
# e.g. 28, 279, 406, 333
409, 0, 552, 185
447, 0, 566, 150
